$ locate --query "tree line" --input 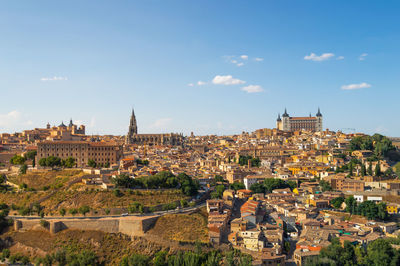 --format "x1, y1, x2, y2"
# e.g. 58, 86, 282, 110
250, 178, 297, 194
343, 196, 388, 220
121, 247, 252, 266
38, 156, 76, 168
306, 237, 400, 266
349, 133, 399, 161
112, 171, 199, 196
237, 155, 261, 167
330, 196, 388, 221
